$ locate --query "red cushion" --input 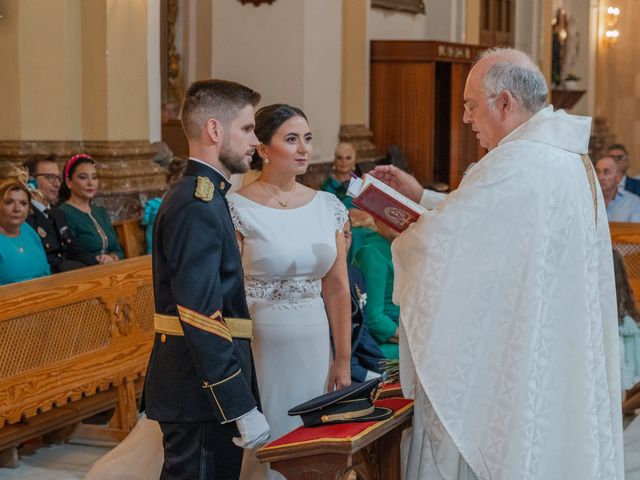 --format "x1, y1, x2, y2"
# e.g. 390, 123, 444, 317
262, 398, 413, 450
